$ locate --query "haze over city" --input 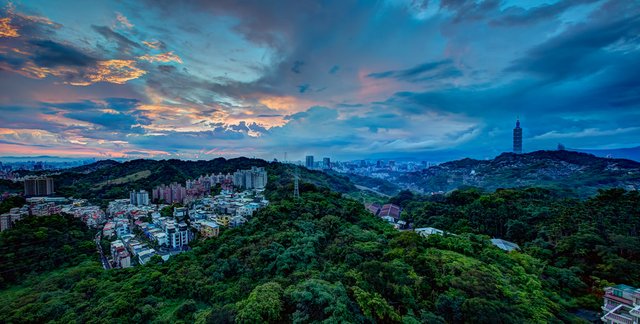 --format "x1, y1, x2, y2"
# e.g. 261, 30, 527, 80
1, 0, 639, 161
